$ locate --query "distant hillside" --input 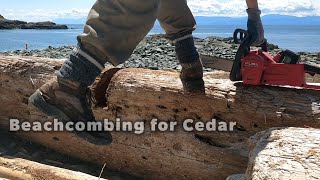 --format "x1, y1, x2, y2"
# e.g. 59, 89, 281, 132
261, 15, 320, 25
195, 15, 320, 25
0, 15, 68, 30
54, 15, 320, 26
